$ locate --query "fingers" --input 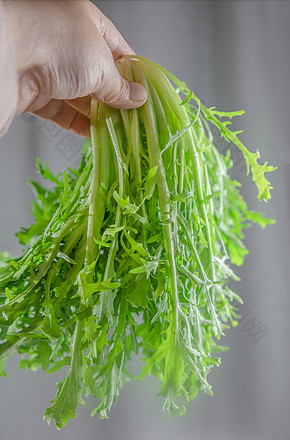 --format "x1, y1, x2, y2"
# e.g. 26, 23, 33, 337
30, 98, 90, 137
91, 50, 147, 109
93, 77, 147, 110
19, 2, 147, 127
89, 4, 147, 108
65, 56, 147, 110
90, 7, 147, 108
65, 96, 91, 117
92, 6, 134, 61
